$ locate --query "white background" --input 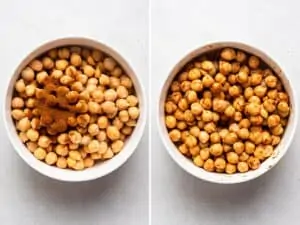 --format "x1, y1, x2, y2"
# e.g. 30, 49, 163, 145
151, 0, 300, 225
0, 0, 148, 225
